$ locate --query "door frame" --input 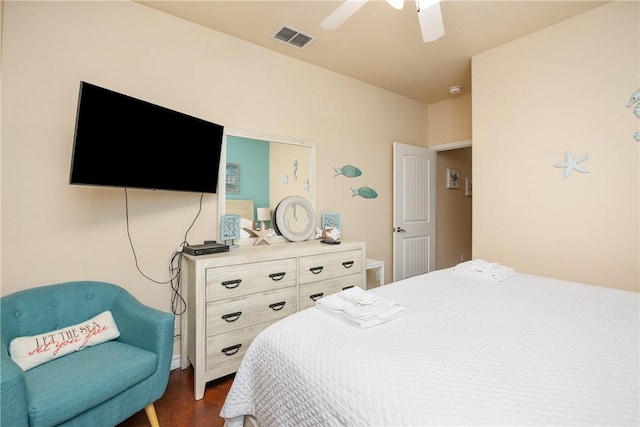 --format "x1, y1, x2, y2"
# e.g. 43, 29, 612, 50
430, 140, 471, 153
